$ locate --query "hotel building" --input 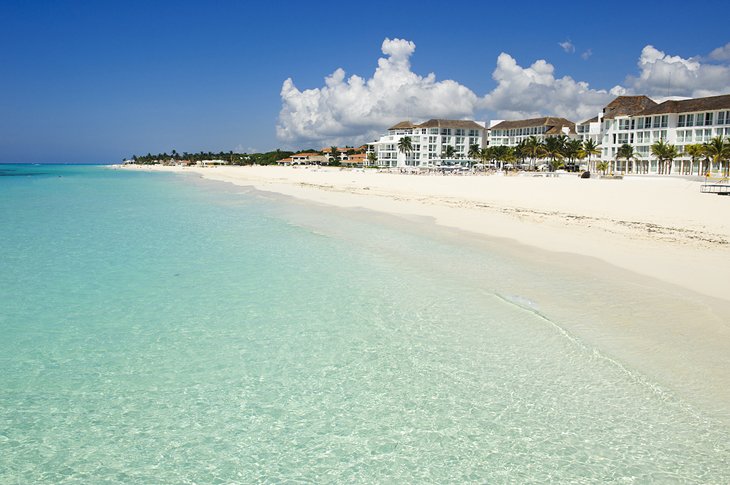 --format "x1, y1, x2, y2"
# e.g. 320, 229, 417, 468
487, 117, 576, 148
363, 93, 730, 174
575, 94, 730, 174
367, 119, 487, 168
